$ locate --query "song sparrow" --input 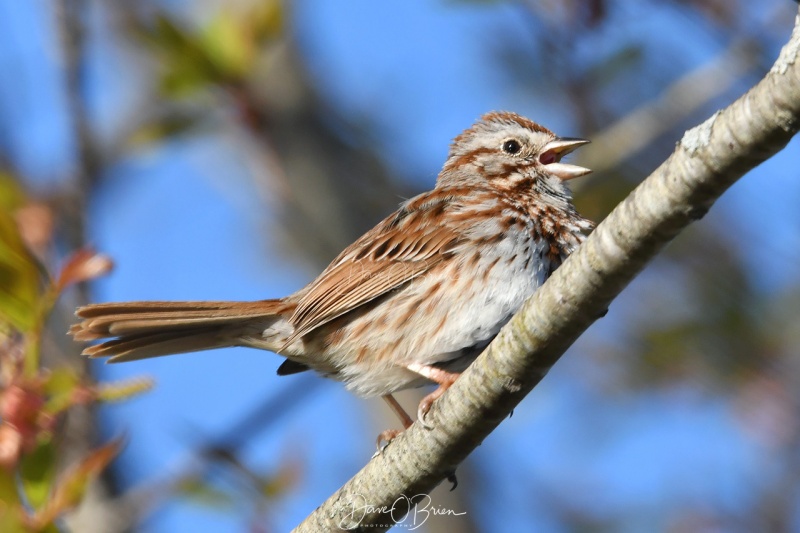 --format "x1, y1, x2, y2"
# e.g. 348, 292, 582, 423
71, 111, 593, 440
